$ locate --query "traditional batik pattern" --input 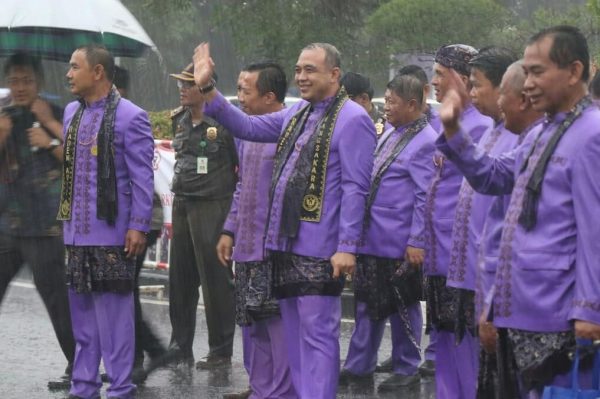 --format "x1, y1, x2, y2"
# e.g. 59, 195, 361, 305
234, 260, 280, 326
270, 251, 345, 299
66, 245, 135, 293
